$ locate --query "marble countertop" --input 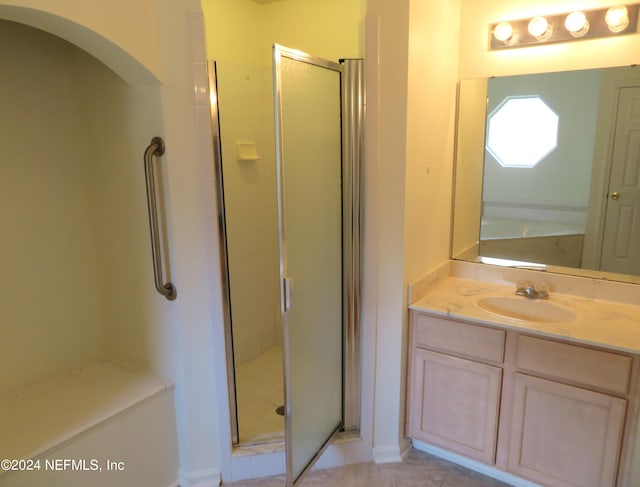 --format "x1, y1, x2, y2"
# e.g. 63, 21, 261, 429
410, 276, 640, 354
